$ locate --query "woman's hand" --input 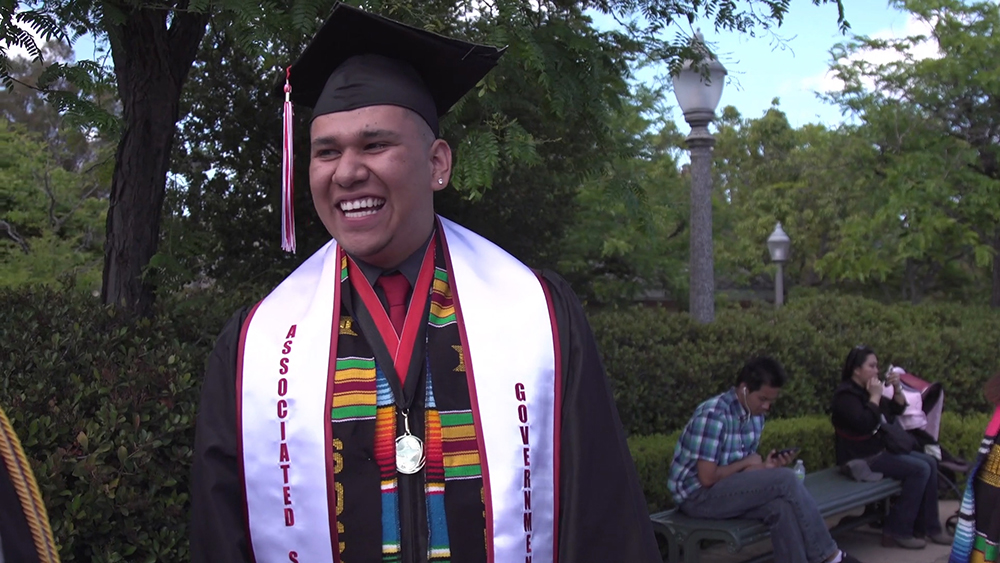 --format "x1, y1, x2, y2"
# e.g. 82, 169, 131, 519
867, 377, 884, 404
886, 371, 902, 393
